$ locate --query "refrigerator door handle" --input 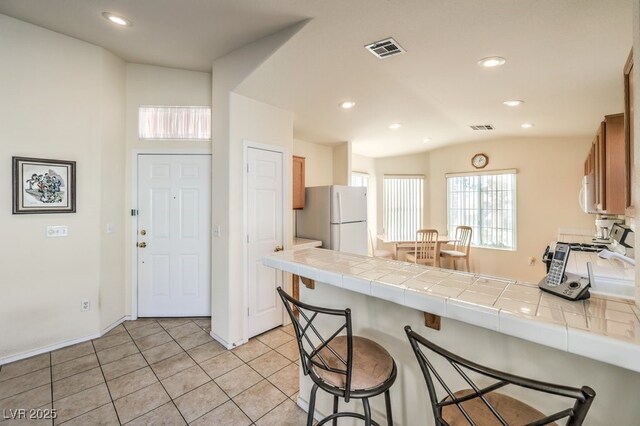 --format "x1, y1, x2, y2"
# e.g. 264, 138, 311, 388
336, 191, 342, 251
